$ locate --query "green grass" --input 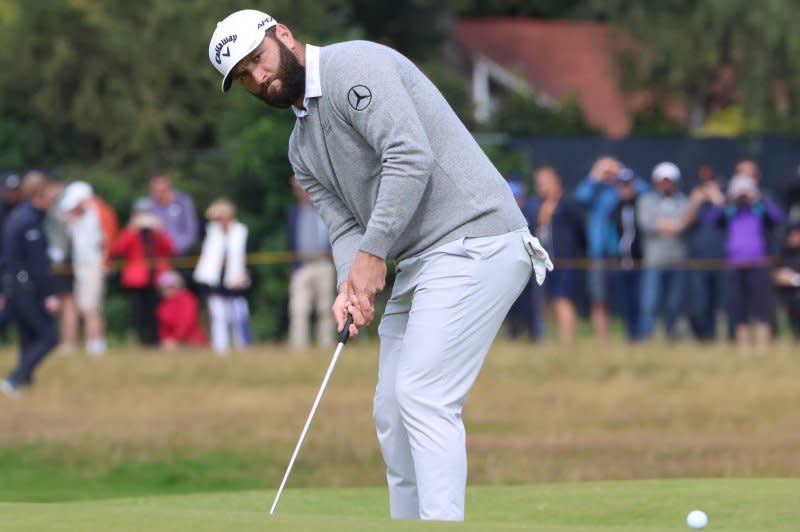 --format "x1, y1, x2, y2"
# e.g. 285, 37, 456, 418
1, 479, 797, 531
